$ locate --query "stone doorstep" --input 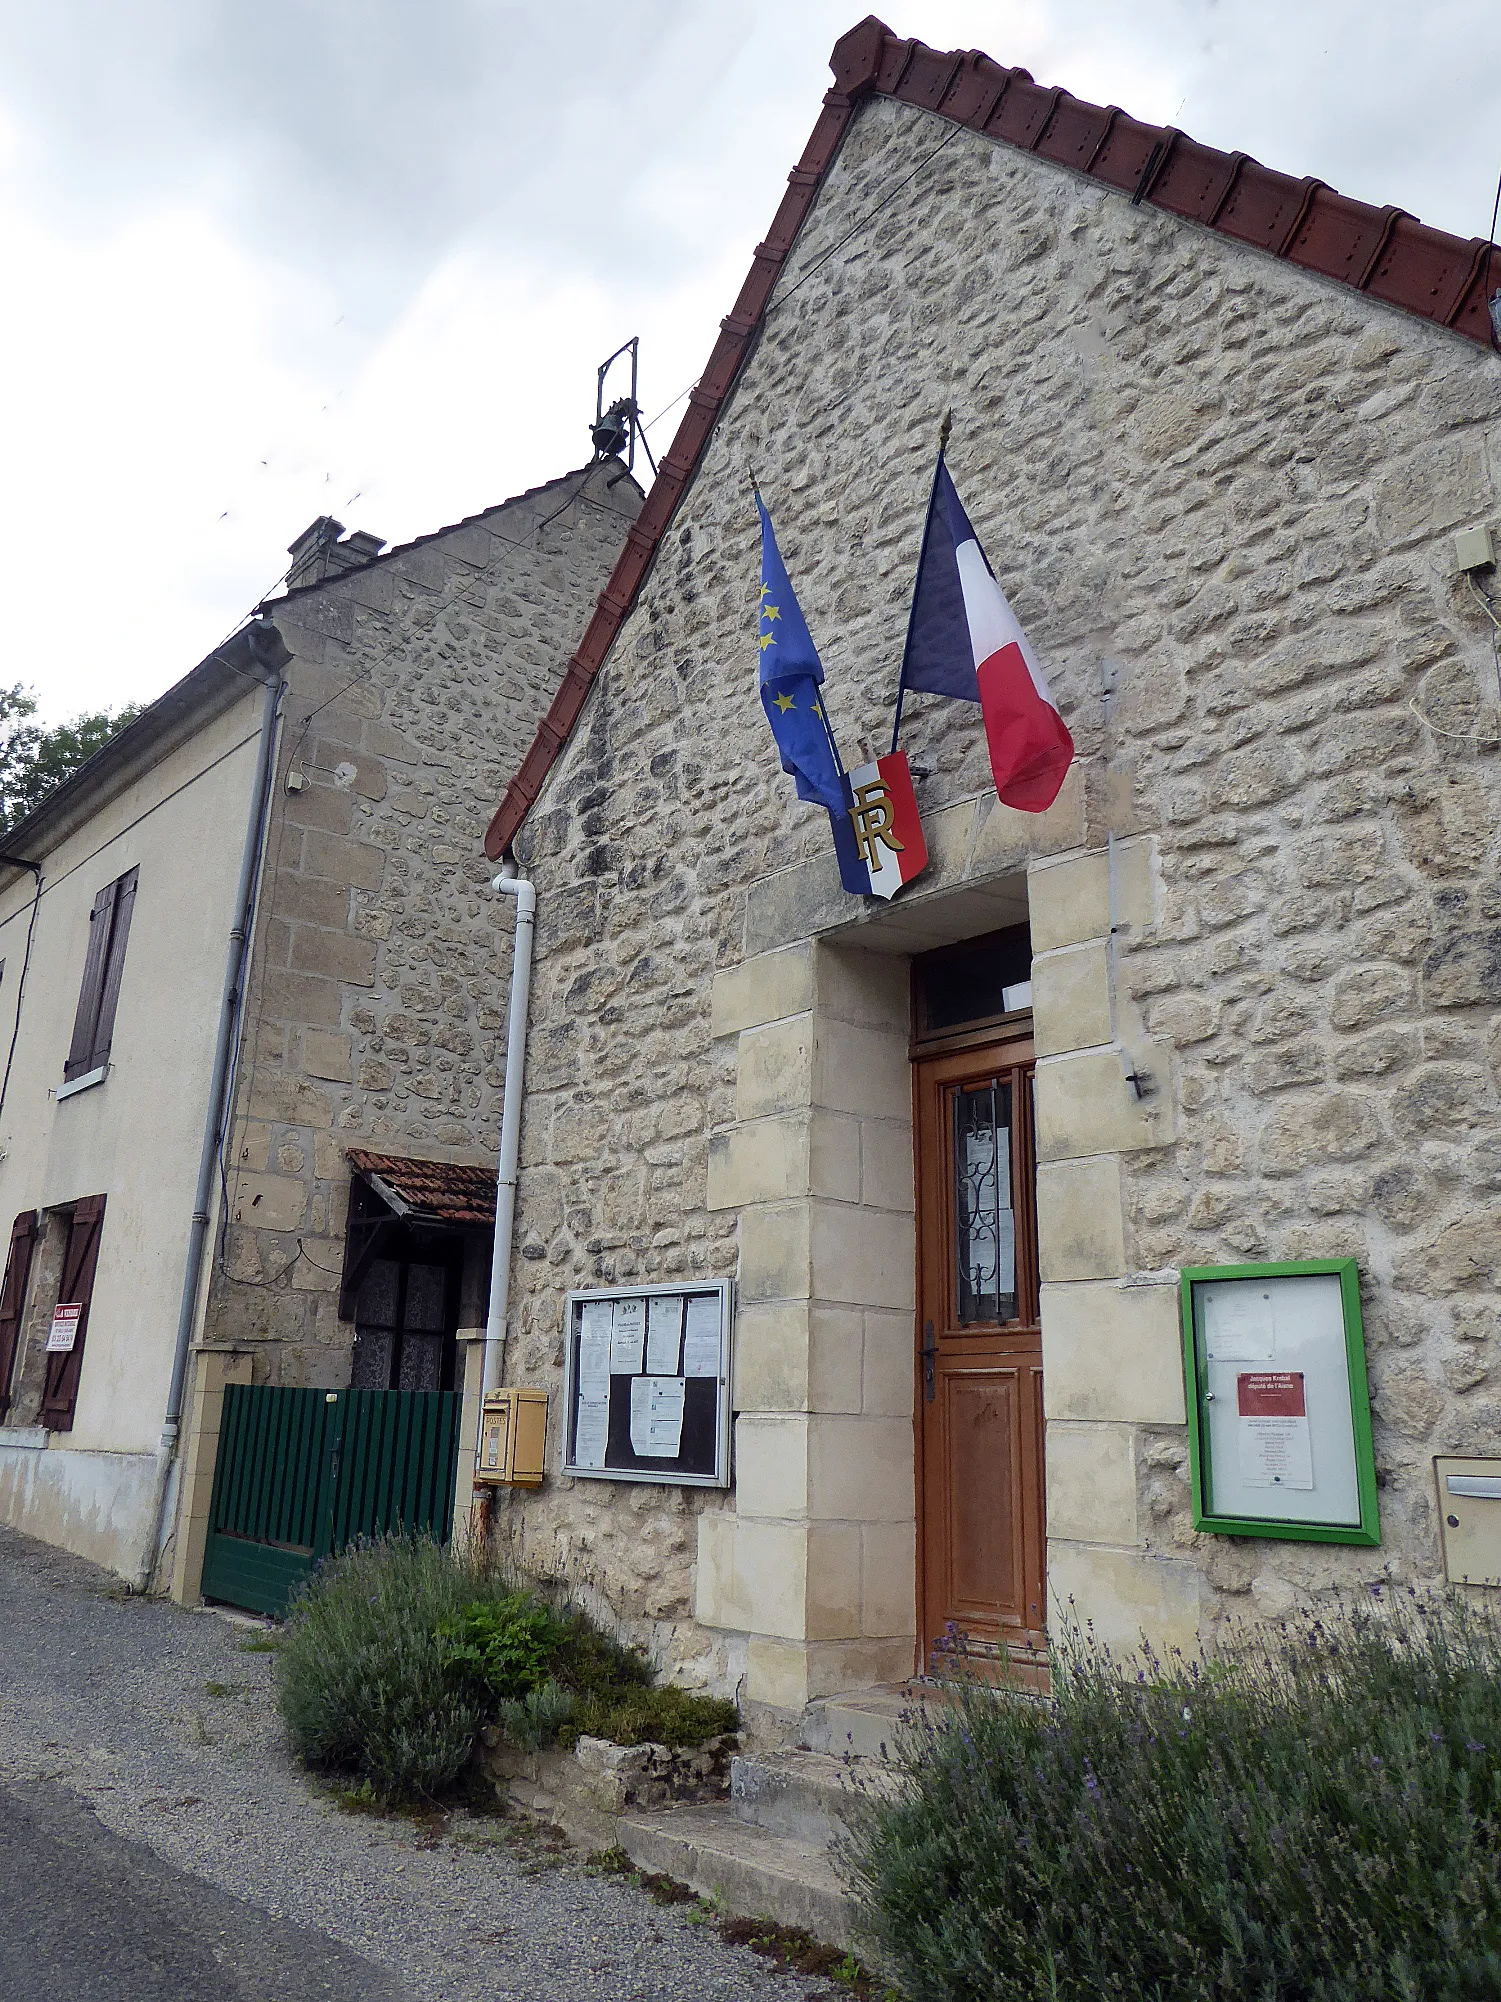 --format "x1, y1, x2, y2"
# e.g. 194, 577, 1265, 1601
480, 1728, 879, 1958
730, 1748, 900, 1848
801, 1683, 941, 1761
616, 1803, 861, 1957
